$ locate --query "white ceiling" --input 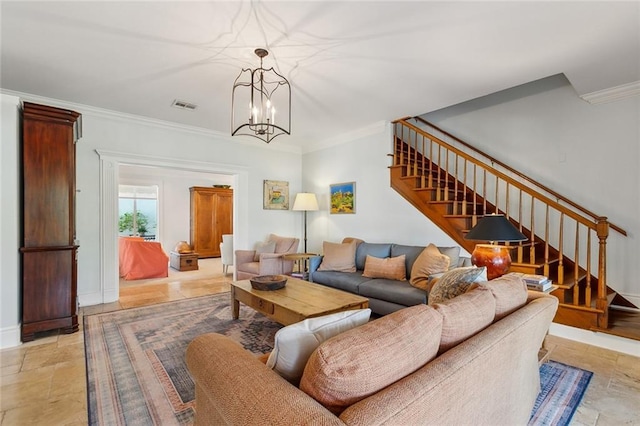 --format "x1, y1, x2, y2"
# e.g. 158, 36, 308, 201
2, 1, 638, 151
